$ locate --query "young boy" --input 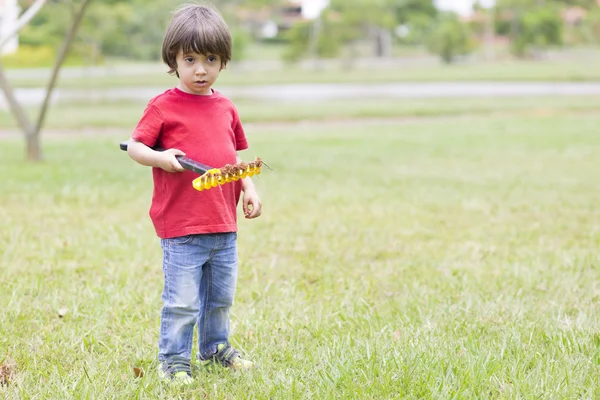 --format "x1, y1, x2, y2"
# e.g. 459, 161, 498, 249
127, 4, 262, 384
